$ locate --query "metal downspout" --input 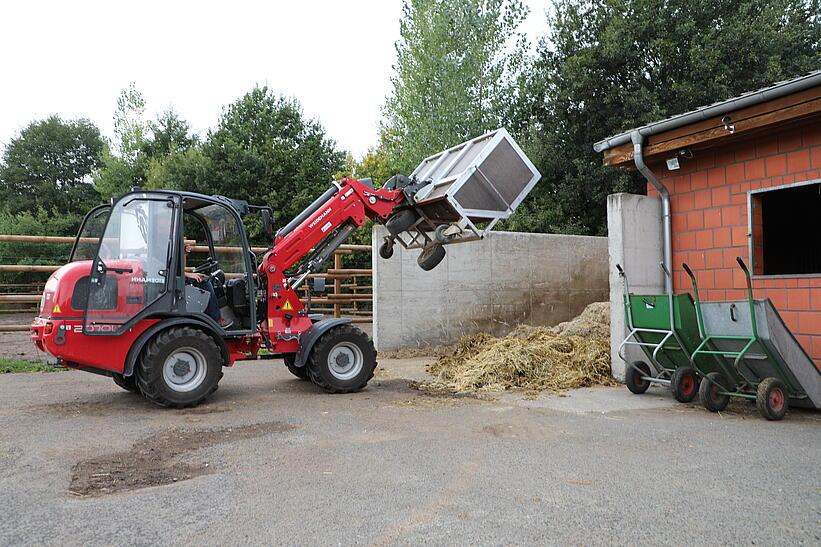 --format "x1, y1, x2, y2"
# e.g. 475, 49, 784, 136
631, 130, 673, 295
